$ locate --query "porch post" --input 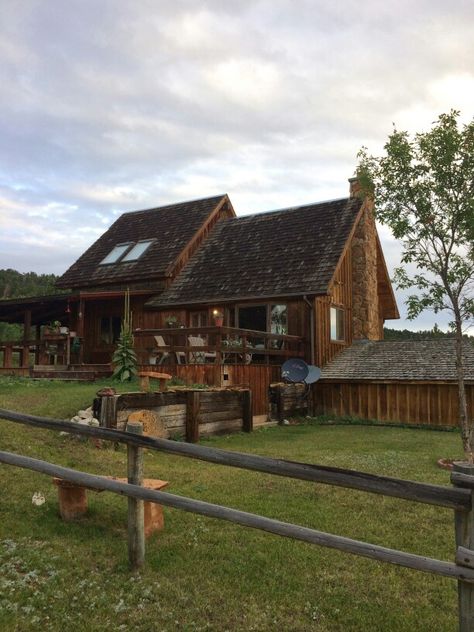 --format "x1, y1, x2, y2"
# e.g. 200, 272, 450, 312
77, 297, 85, 364
35, 325, 41, 364
21, 309, 32, 367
